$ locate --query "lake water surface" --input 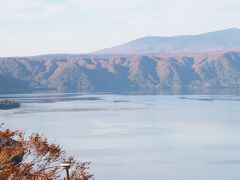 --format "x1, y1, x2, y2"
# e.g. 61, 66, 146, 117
0, 92, 240, 180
